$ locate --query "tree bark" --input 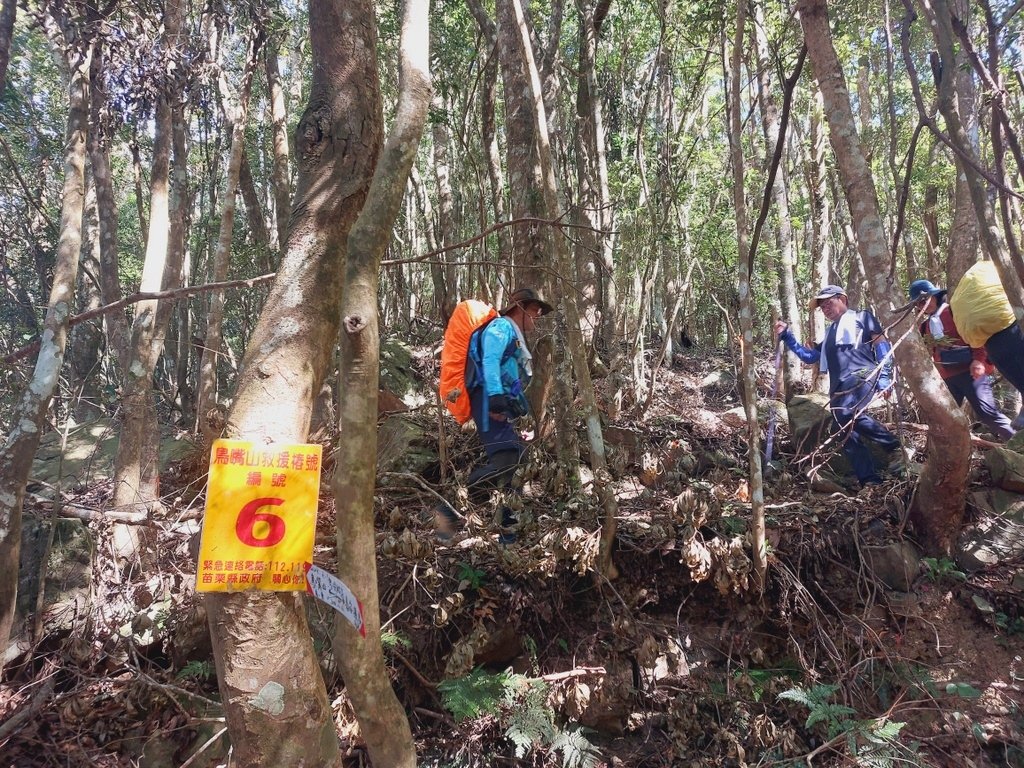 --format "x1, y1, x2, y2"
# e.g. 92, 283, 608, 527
503, 0, 619, 577
431, 94, 457, 319
196, 31, 261, 440
333, 0, 430, 762
69, 167, 104, 419
205, 0, 384, 762
728, 0, 767, 590
915, 0, 1024, 307
0, 30, 89, 671
265, 34, 292, 253
753, 4, 802, 401
87, 37, 130, 370
799, 0, 972, 555
109, 0, 186, 558
0, 0, 15, 96
945, 0, 980, 285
